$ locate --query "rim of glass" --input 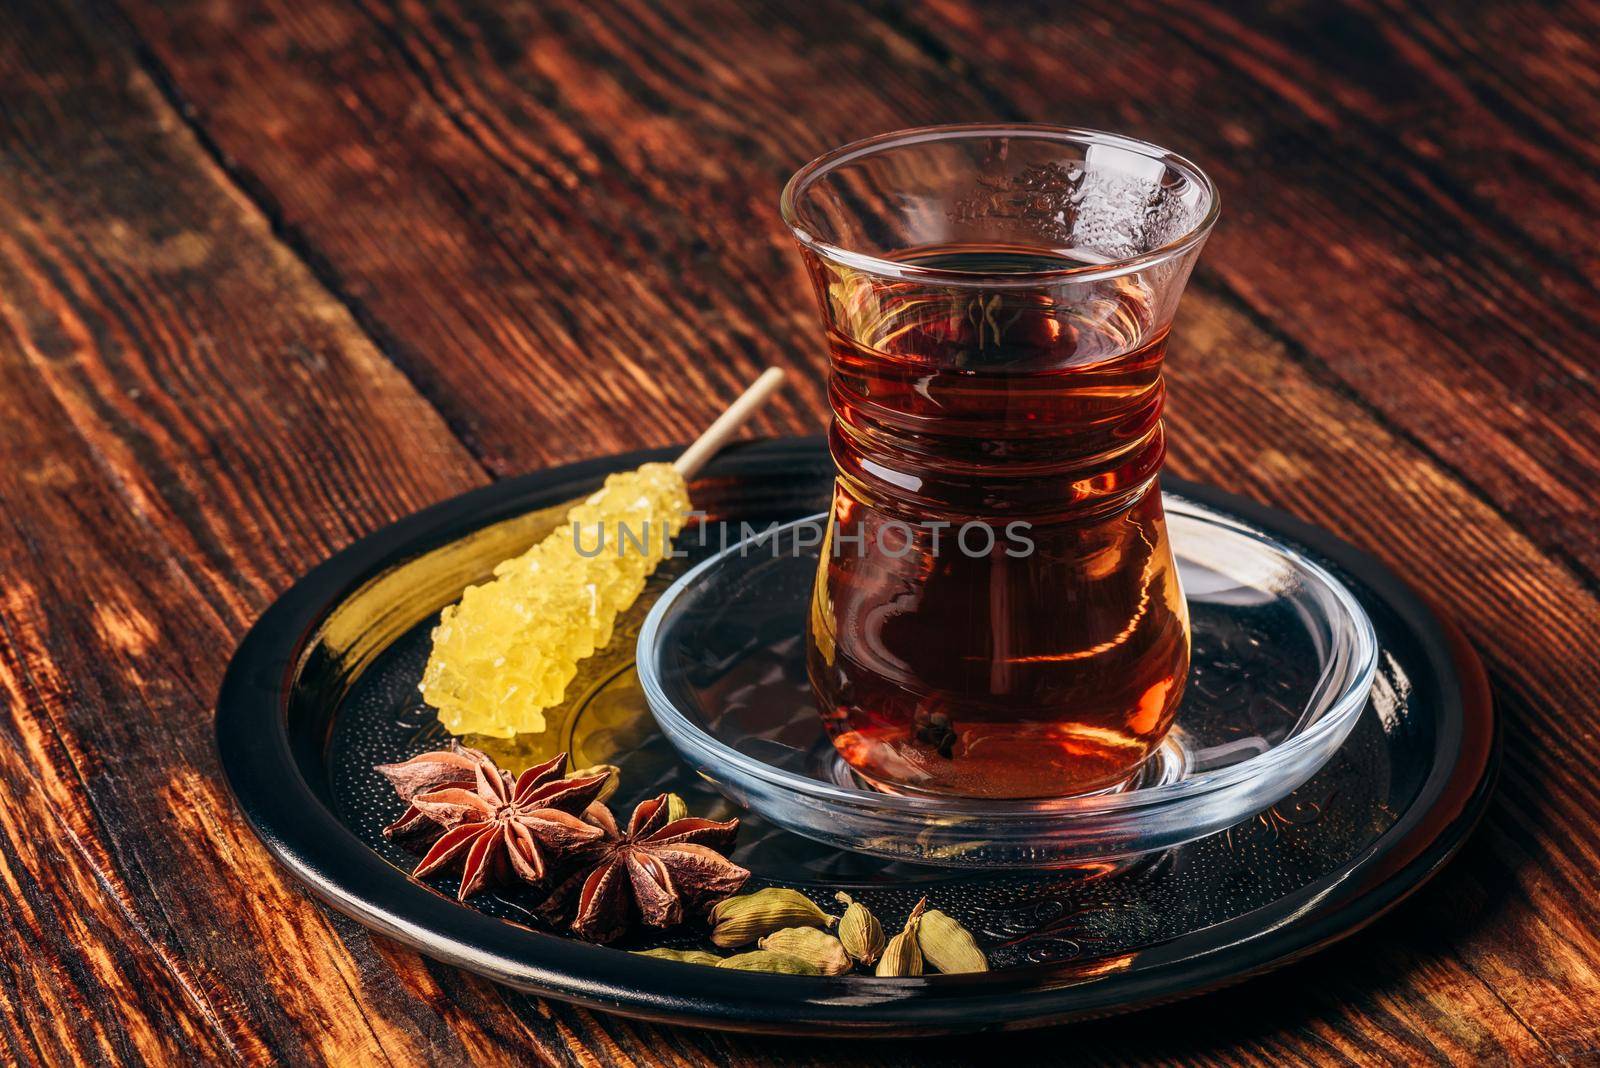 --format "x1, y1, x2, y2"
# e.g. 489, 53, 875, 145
779, 123, 1220, 289
637, 498, 1377, 820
